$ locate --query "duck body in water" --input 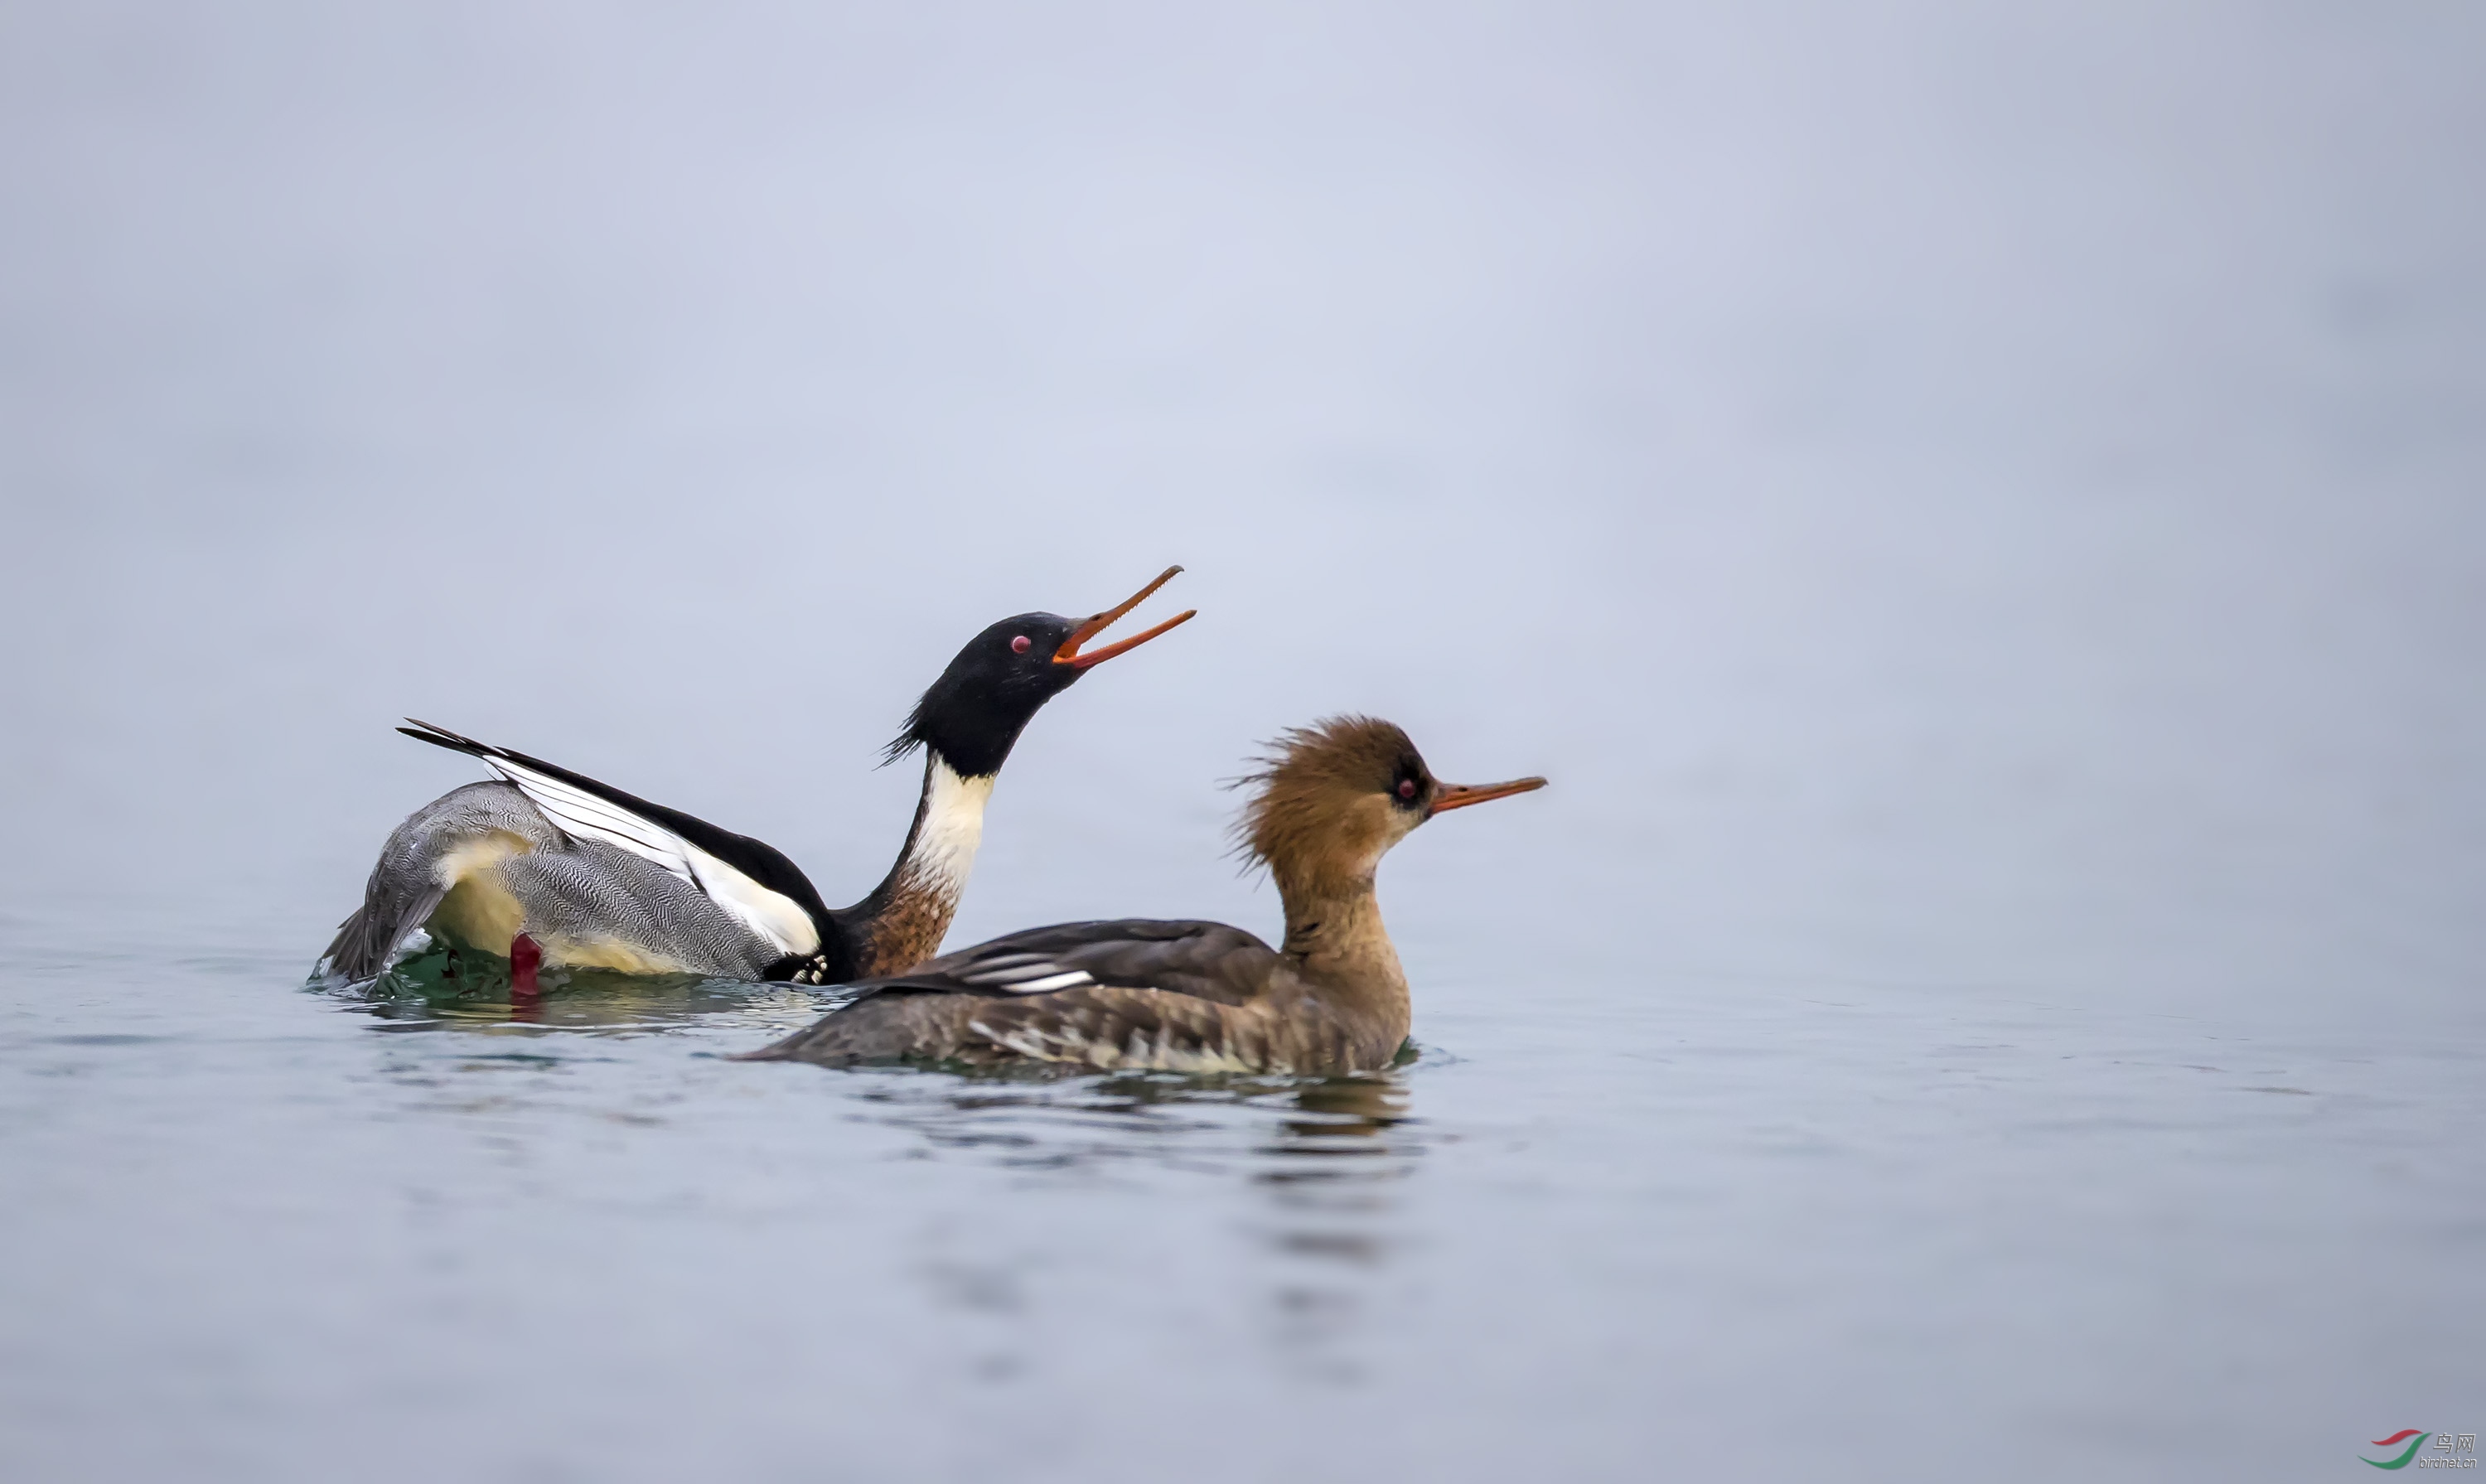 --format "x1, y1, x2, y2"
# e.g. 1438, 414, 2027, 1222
318, 568, 1193, 986
742, 716, 1545, 1075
